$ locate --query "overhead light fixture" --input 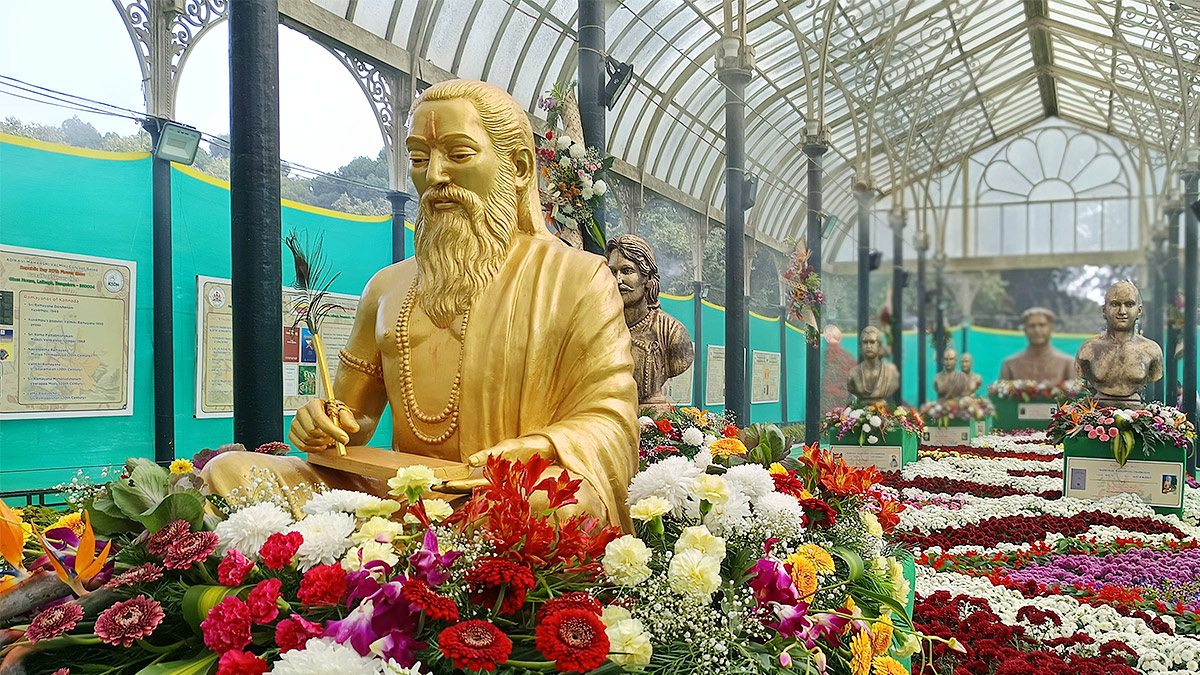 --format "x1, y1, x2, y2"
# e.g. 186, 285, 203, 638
604, 56, 633, 110
701, 283, 711, 300
150, 119, 201, 165
742, 172, 759, 211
